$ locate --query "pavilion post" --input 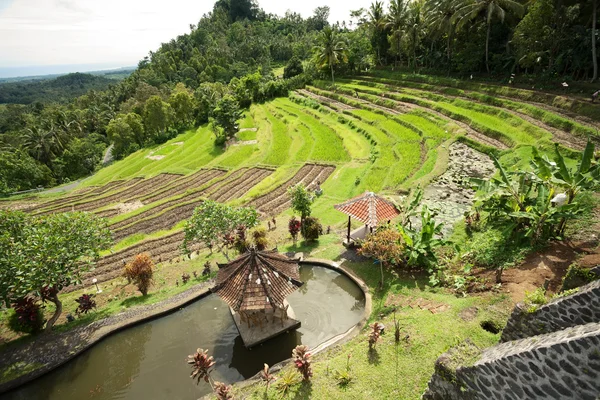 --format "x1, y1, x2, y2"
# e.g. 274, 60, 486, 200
347, 215, 351, 243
